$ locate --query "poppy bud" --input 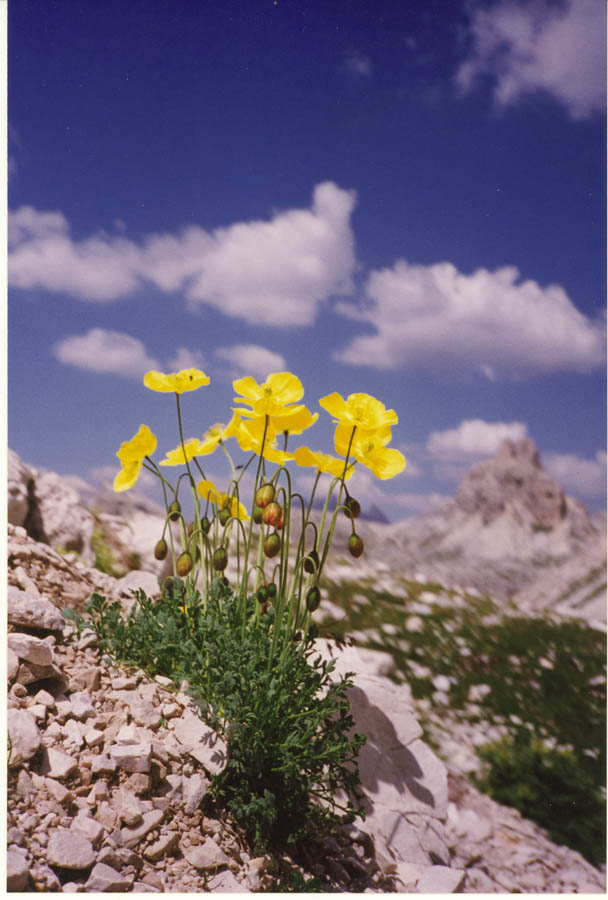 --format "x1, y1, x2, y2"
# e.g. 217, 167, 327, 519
218, 507, 231, 526
253, 505, 264, 524
303, 549, 319, 574
257, 586, 268, 603
212, 547, 228, 571
201, 516, 211, 534
176, 551, 193, 576
306, 587, 321, 612
266, 582, 277, 601
348, 533, 364, 558
255, 483, 276, 508
169, 500, 182, 522
343, 496, 361, 520
264, 533, 281, 558
154, 538, 168, 561
262, 501, 283, 528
